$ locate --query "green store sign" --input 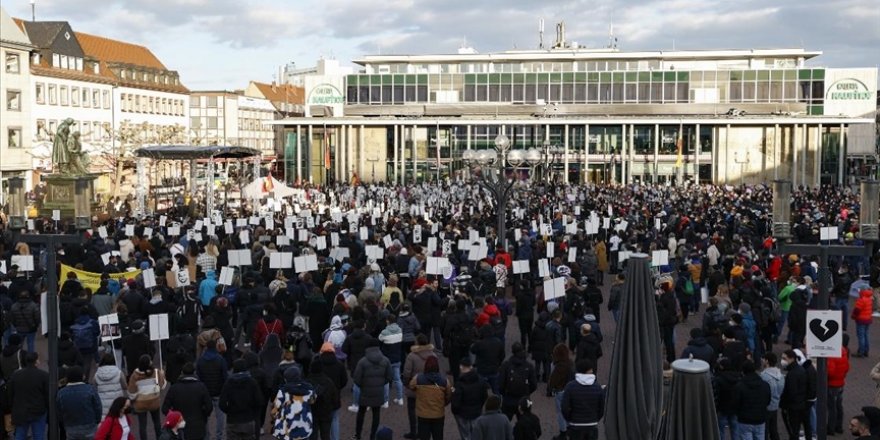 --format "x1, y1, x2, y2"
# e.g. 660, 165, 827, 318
826, 78, 873, 101
308, 83, 344, 105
